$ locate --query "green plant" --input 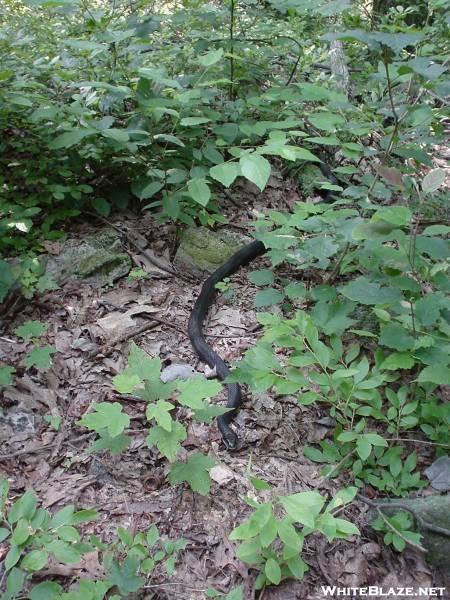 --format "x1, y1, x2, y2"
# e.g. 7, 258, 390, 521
79, 343, 225, 494
215, 276, 235, 299
0, 478, 186, 599
372, 510, 423, 552
229, 486, 359, 590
